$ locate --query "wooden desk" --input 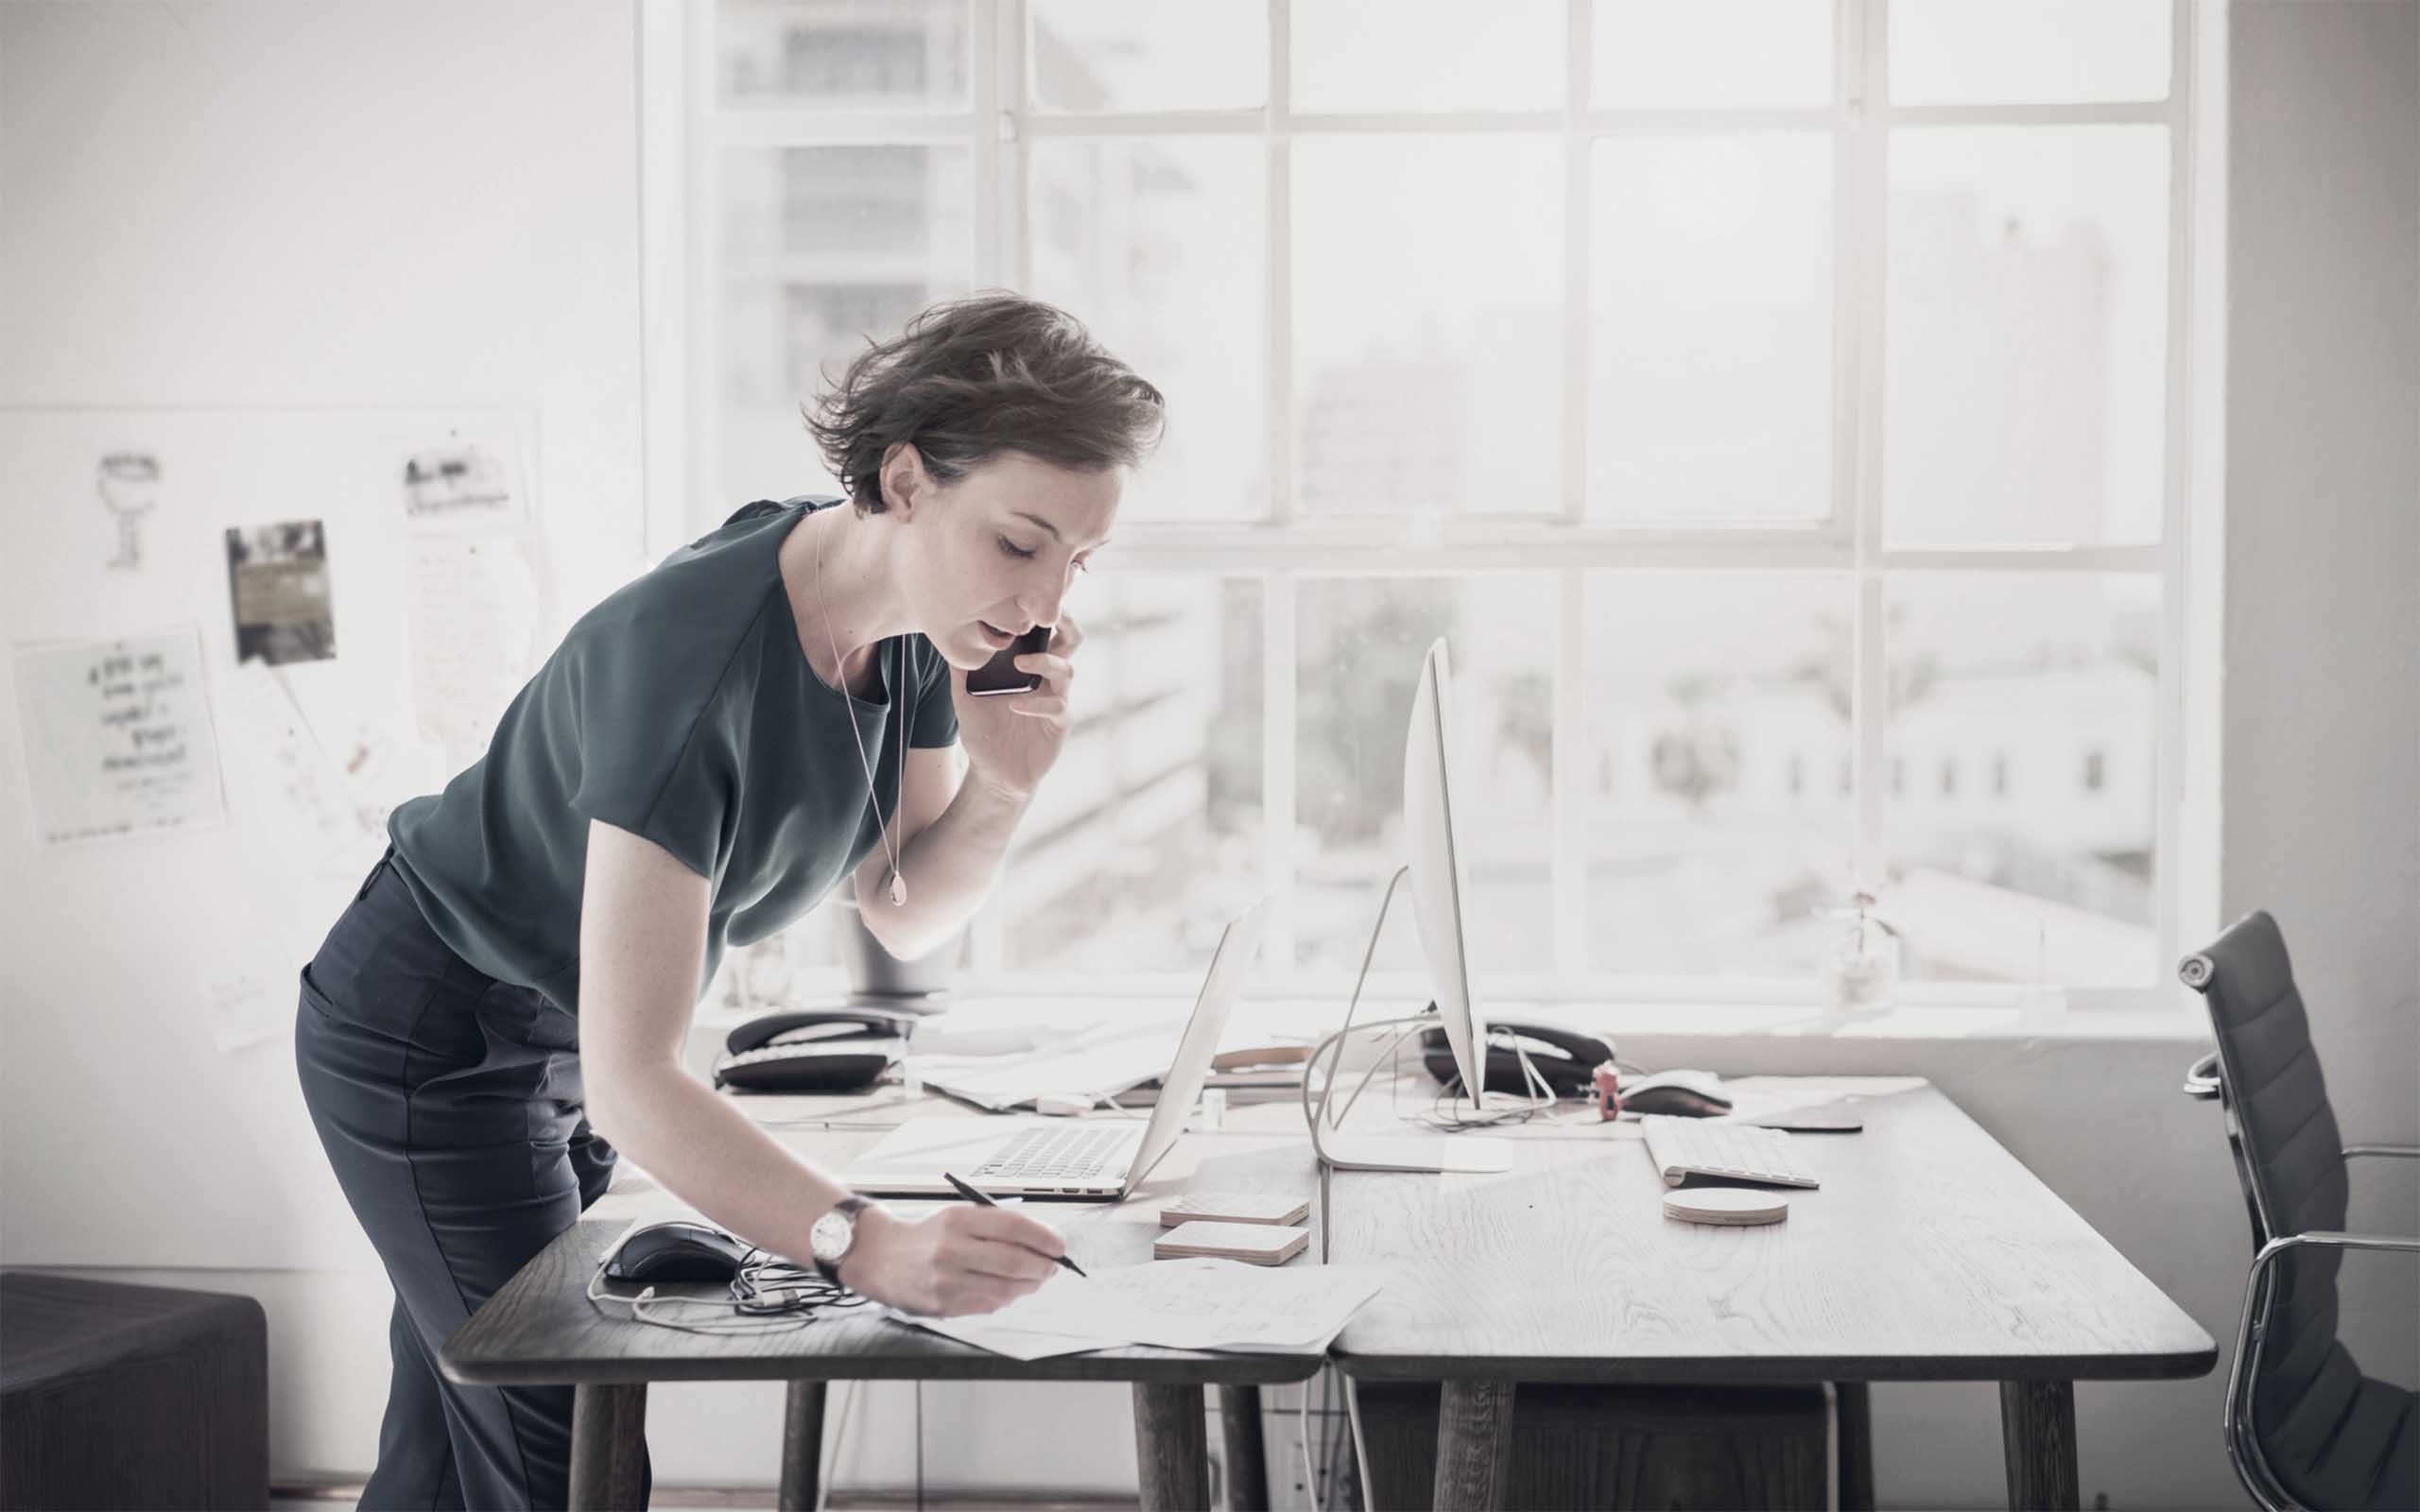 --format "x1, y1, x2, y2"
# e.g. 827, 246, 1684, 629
440, 1116, 1322, 1511
1320, 1076, 2216, 1511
